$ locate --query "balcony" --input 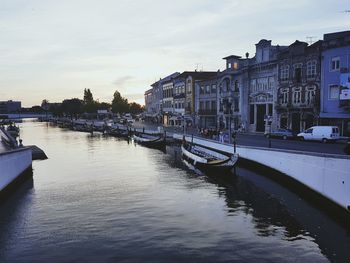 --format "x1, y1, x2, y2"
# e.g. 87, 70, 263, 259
198, 109, 217, 116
